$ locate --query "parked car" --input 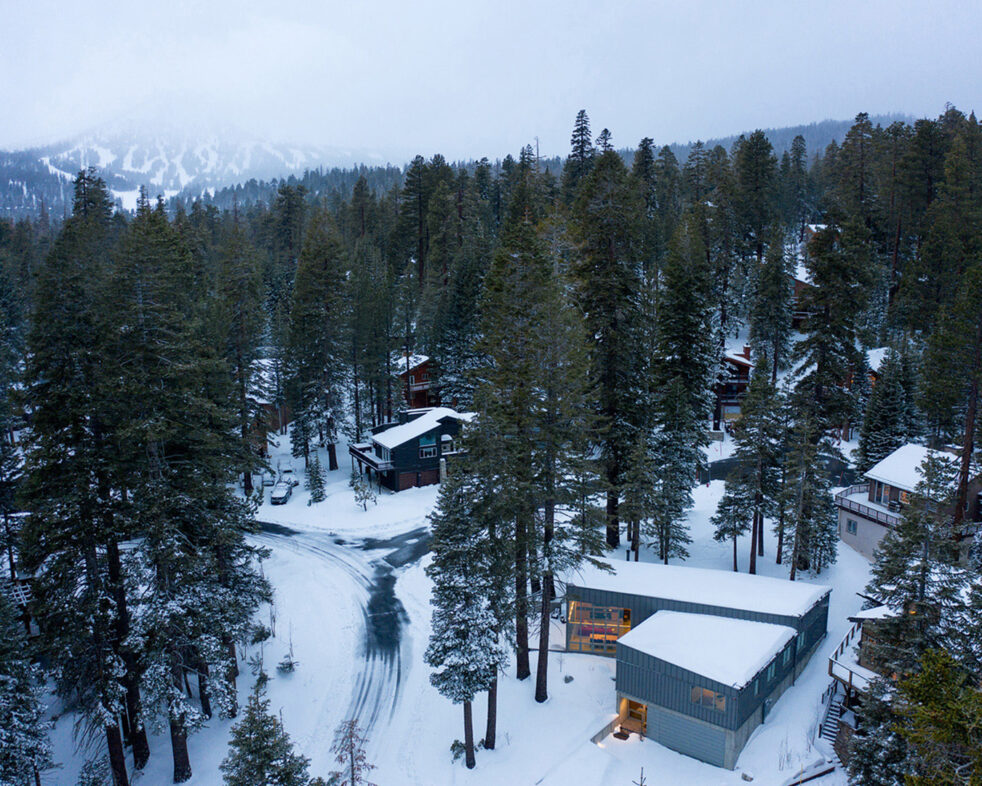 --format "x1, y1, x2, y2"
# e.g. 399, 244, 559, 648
261, 470, 276, 487
270, 481, 293, 505
279, 467, 300, 487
